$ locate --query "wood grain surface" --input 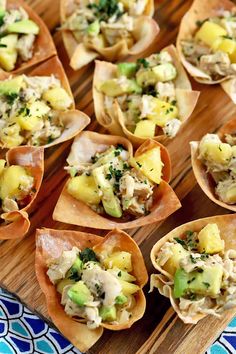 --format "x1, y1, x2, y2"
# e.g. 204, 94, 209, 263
1, 0, 236, 353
